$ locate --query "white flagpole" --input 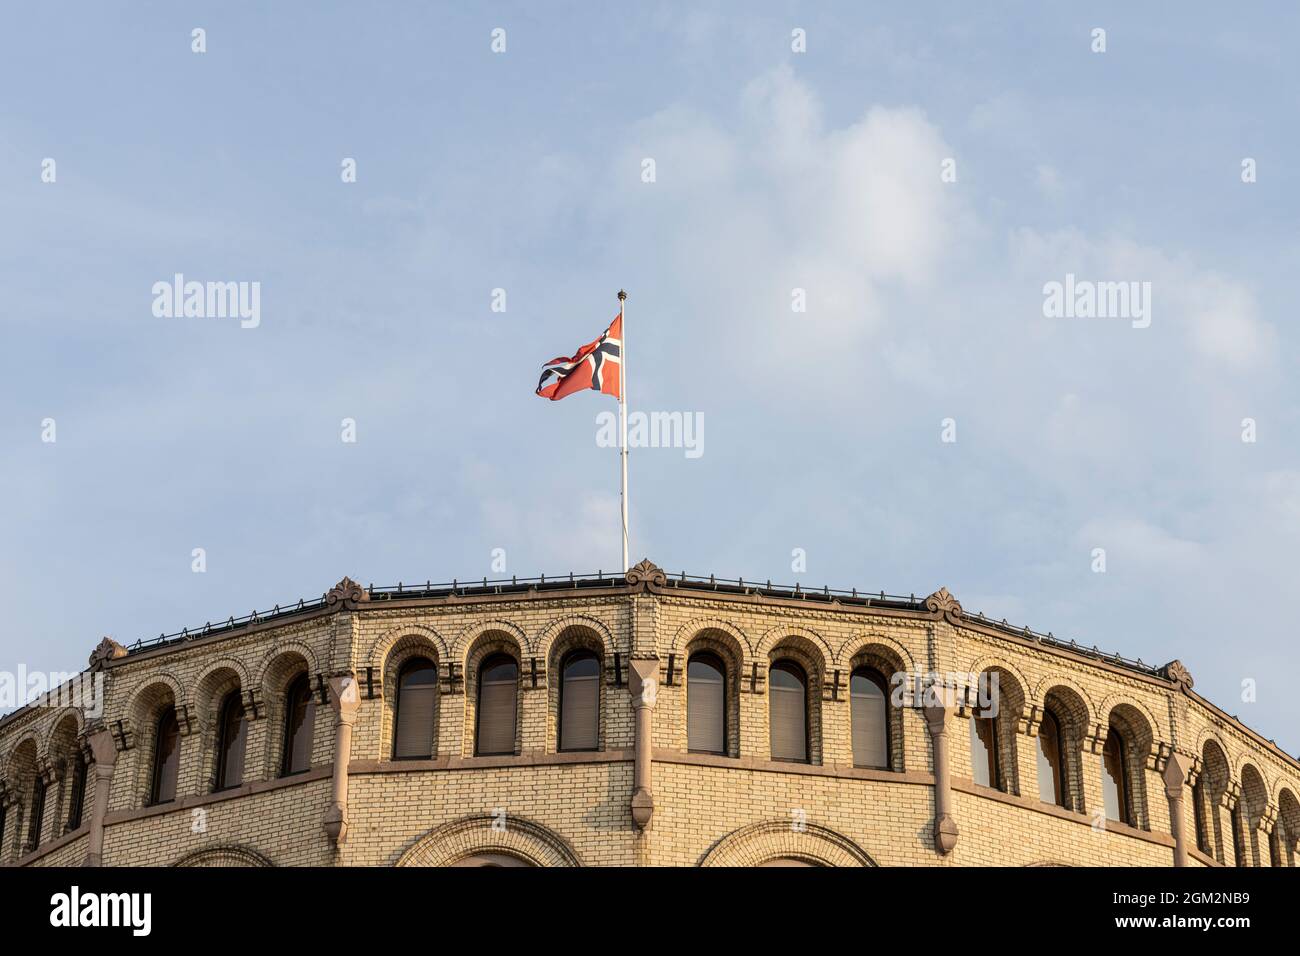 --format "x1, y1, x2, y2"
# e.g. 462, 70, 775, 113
618, 289, 629, 571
